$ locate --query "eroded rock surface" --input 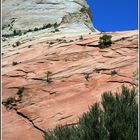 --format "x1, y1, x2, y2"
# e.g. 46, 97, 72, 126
2, 30, 138, 140
2, 0, 96, 52
2, 0, 94, 35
